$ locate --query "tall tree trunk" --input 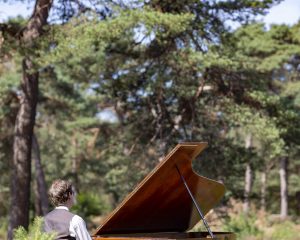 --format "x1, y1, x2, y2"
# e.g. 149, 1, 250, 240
8, 0, 53, 238
8, 59, 39, 240
243, 133, 253, 213
279, 156, 288, 219
71, 137, 80, 188
32, 134, 49, 216
260, 170, 267, 212
296, 191, 300, 216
